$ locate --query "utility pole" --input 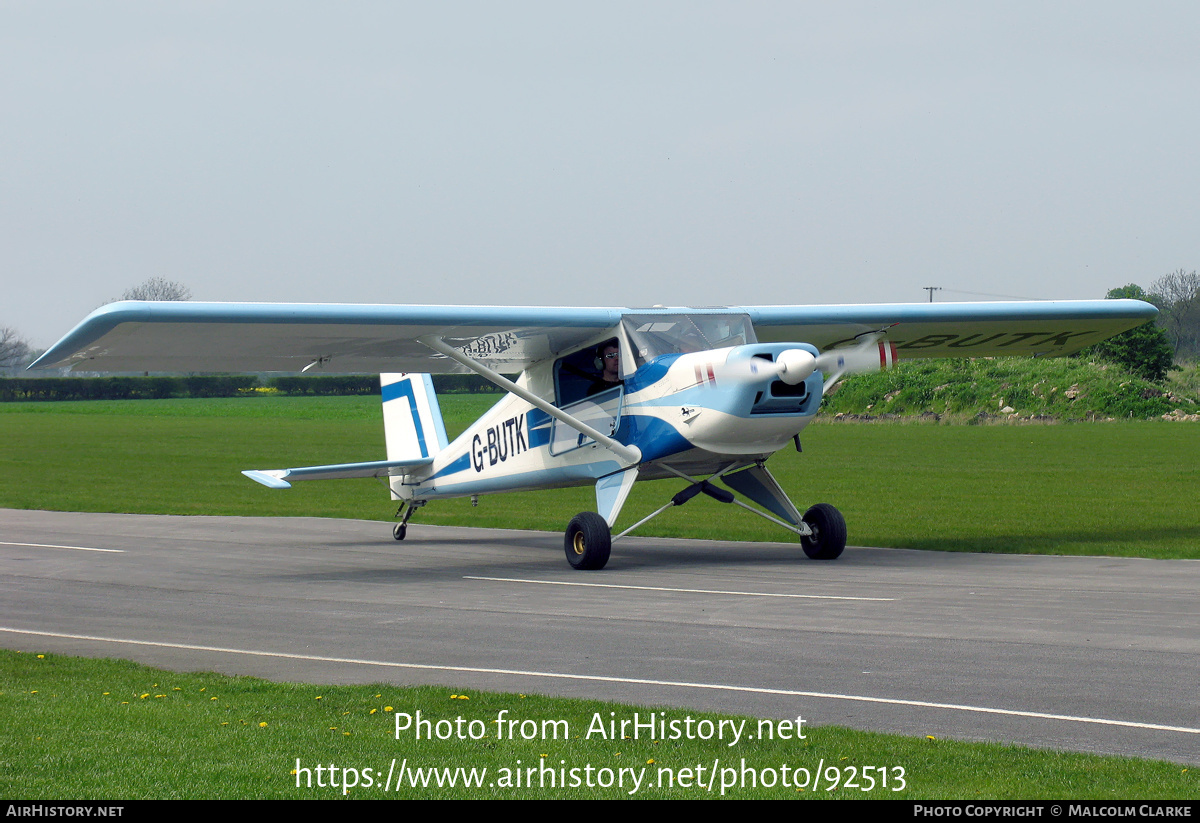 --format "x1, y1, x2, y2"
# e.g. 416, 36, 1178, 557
923, 286, 942, 303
